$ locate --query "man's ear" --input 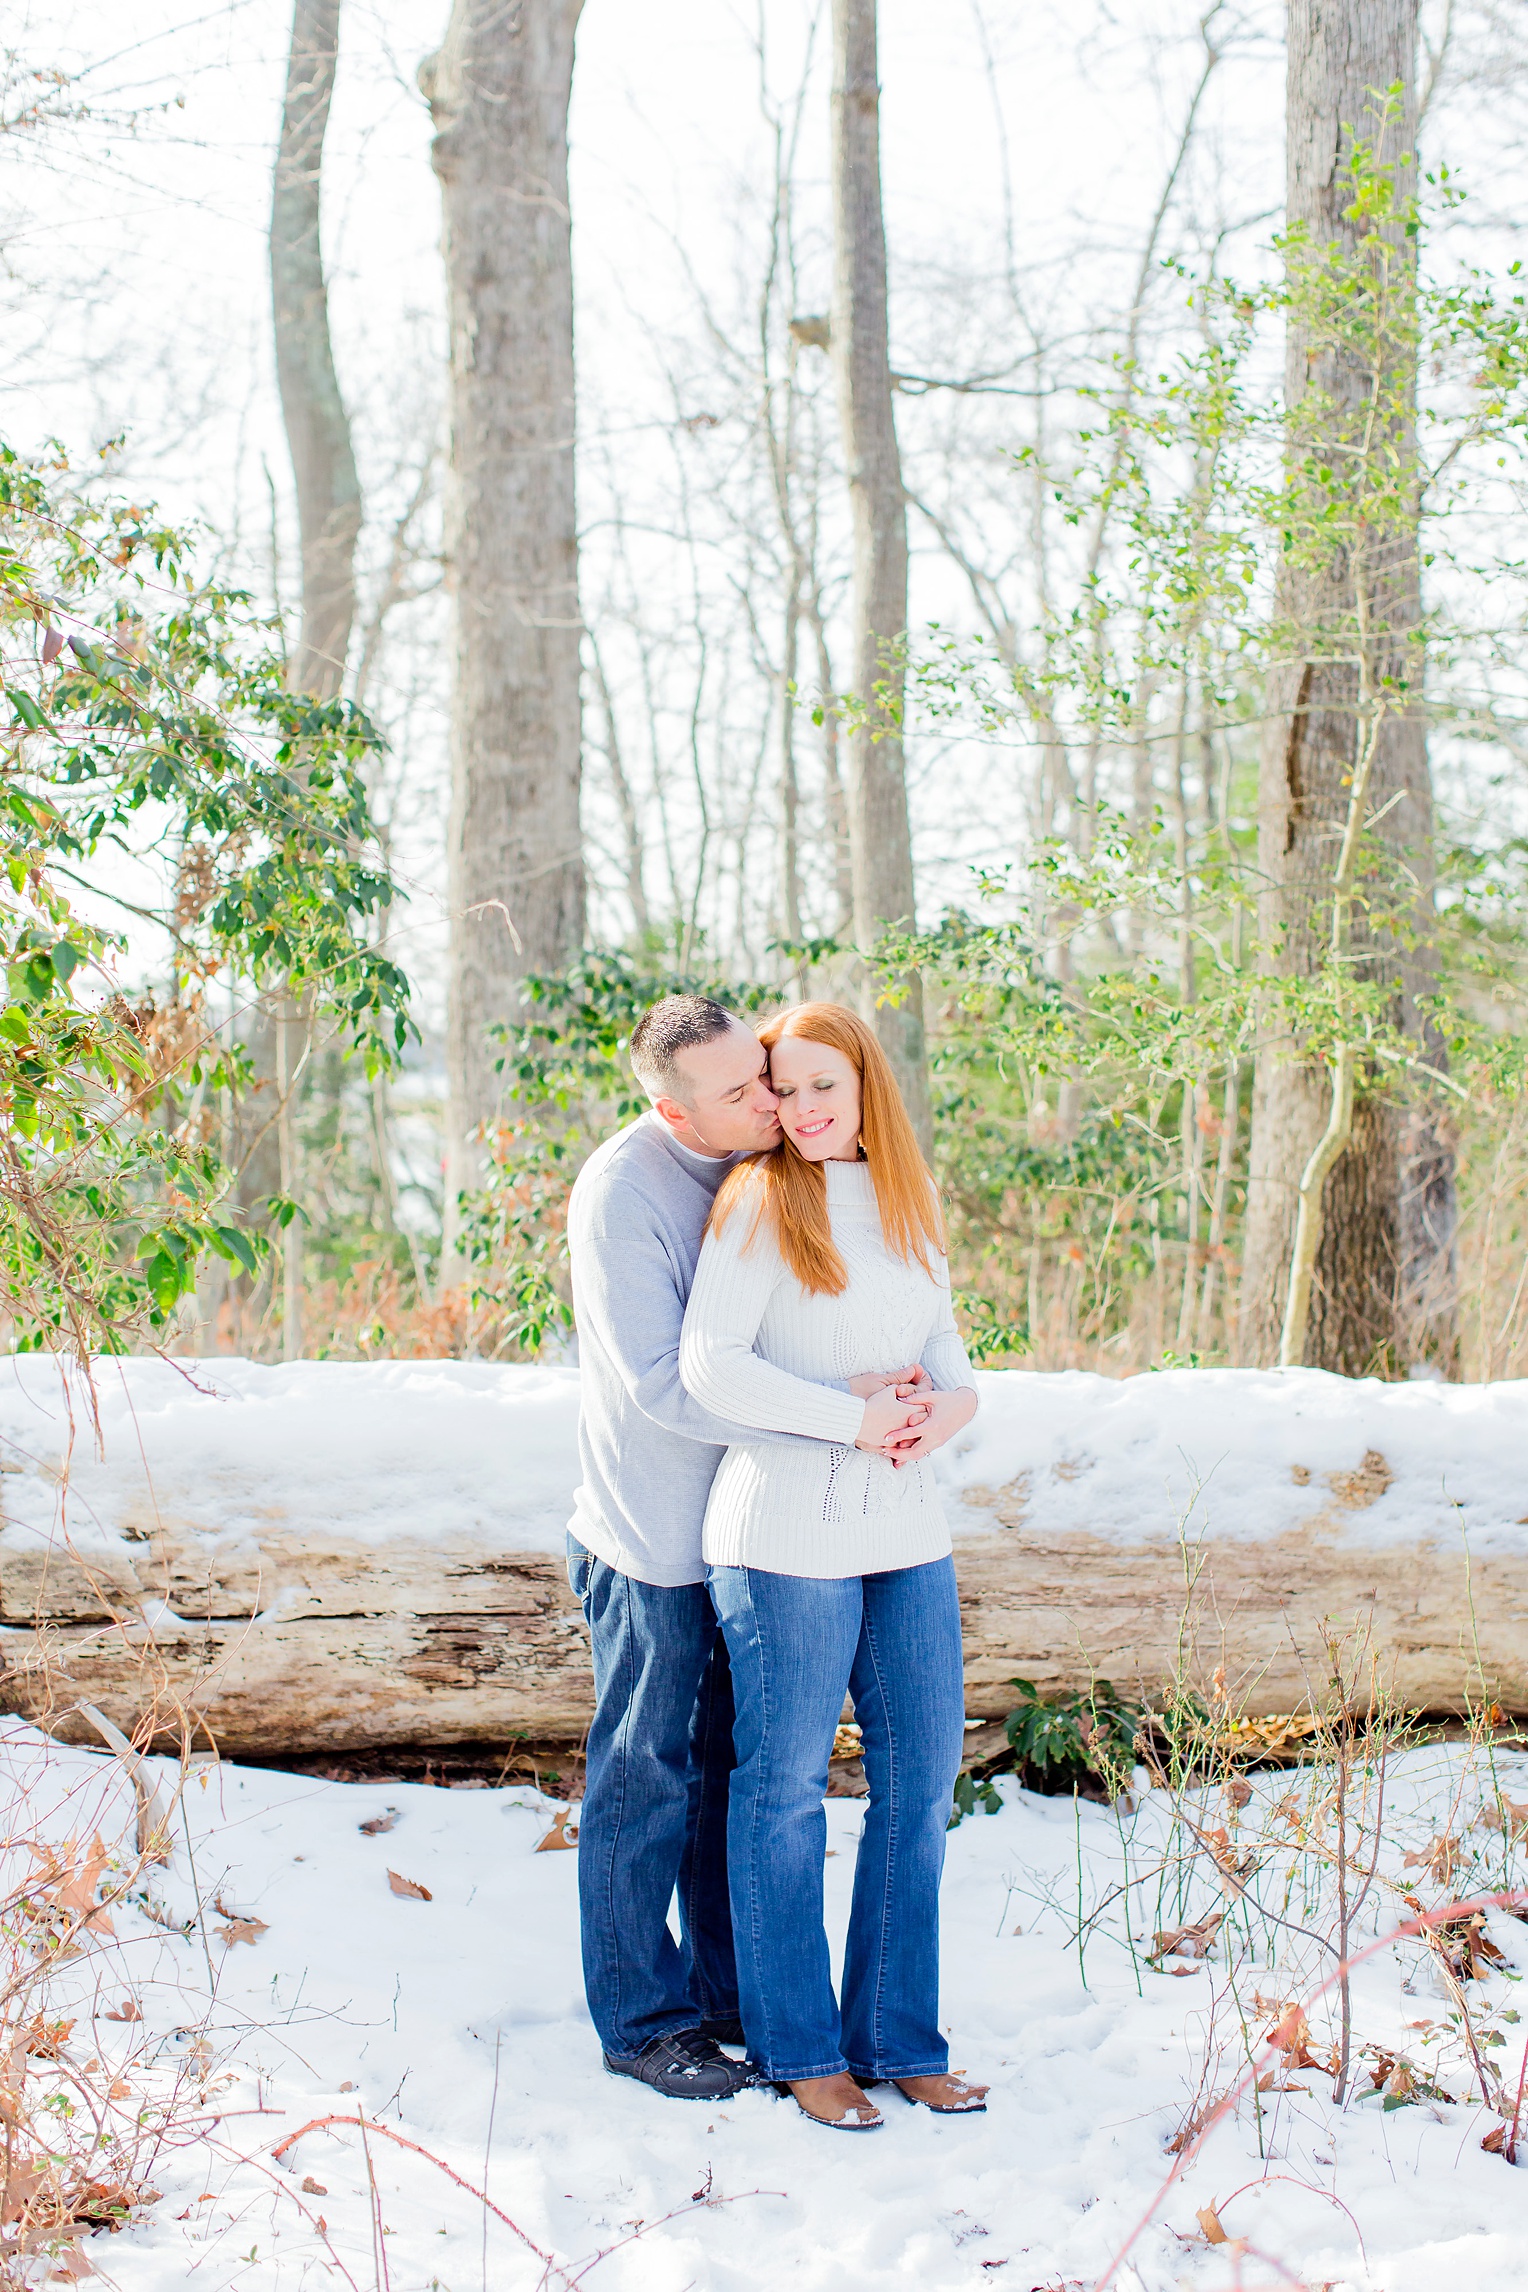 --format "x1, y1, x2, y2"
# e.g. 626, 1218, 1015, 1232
651, 1094, 690, 1132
